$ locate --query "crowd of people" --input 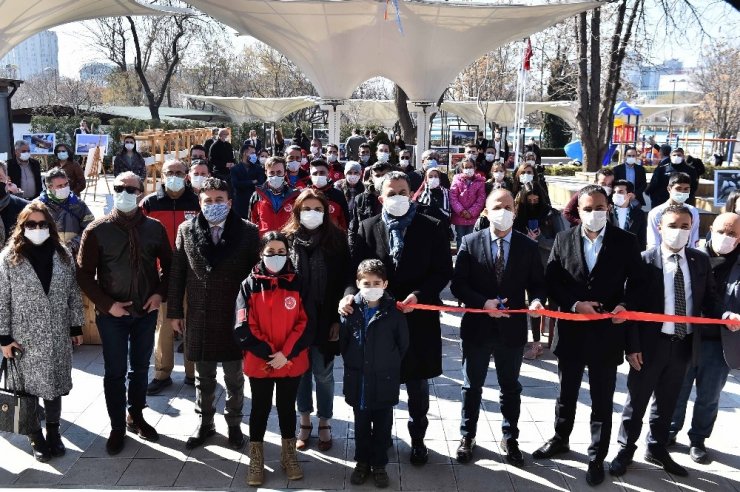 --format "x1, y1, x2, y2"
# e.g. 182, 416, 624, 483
0, 127, 739, 489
